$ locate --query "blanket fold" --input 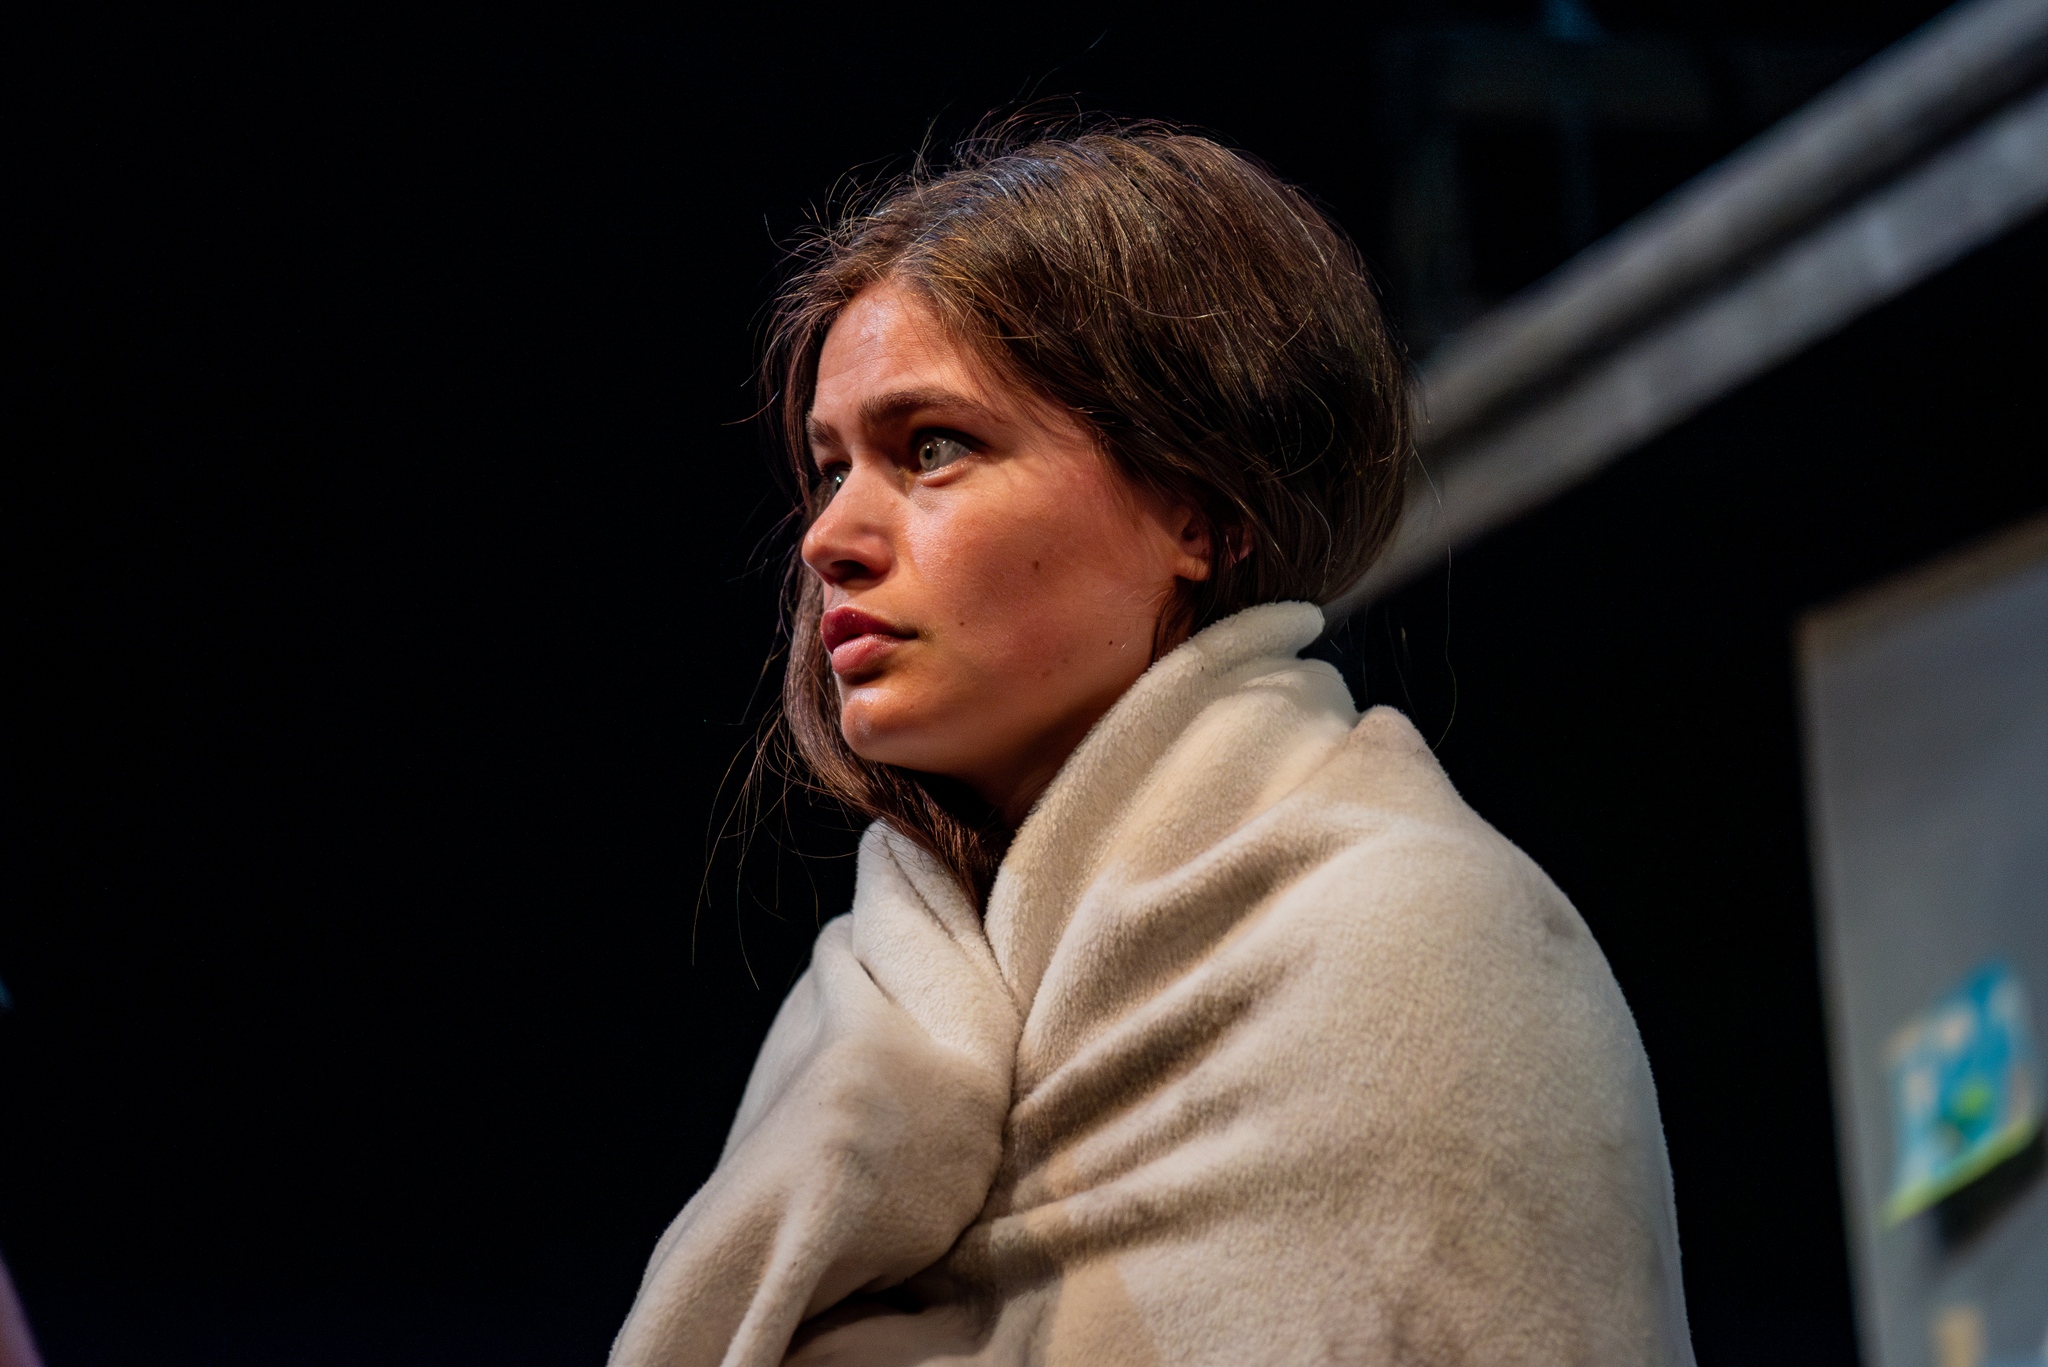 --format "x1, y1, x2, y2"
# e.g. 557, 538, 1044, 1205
613, 602, 1694, 1367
